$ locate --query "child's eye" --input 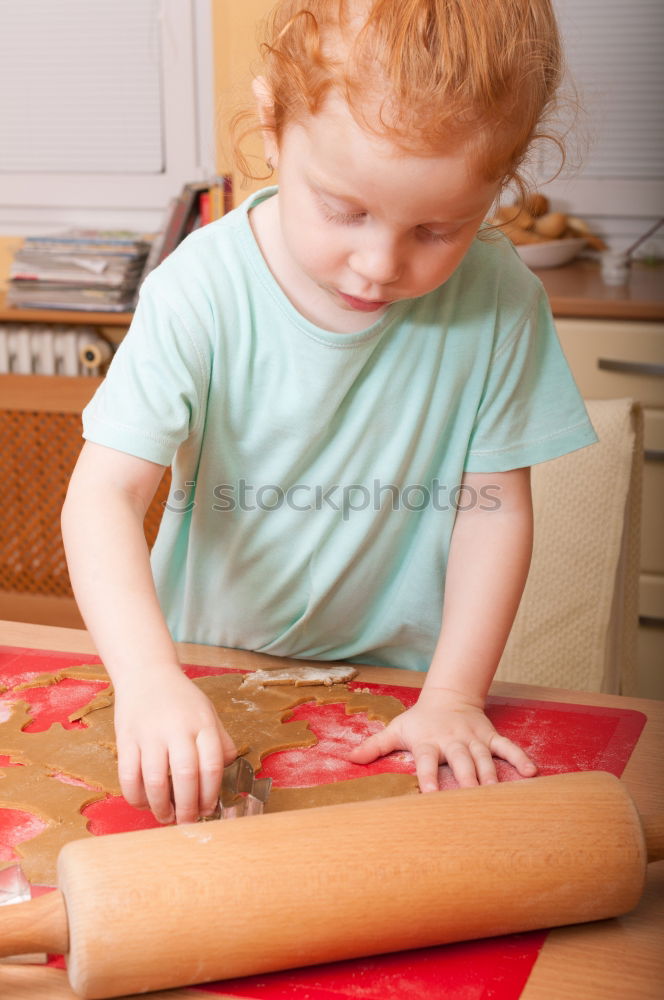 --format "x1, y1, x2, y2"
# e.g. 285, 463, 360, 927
318, 197, 365, 226
418, 227, 457, 244
328, 209, 365, 224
